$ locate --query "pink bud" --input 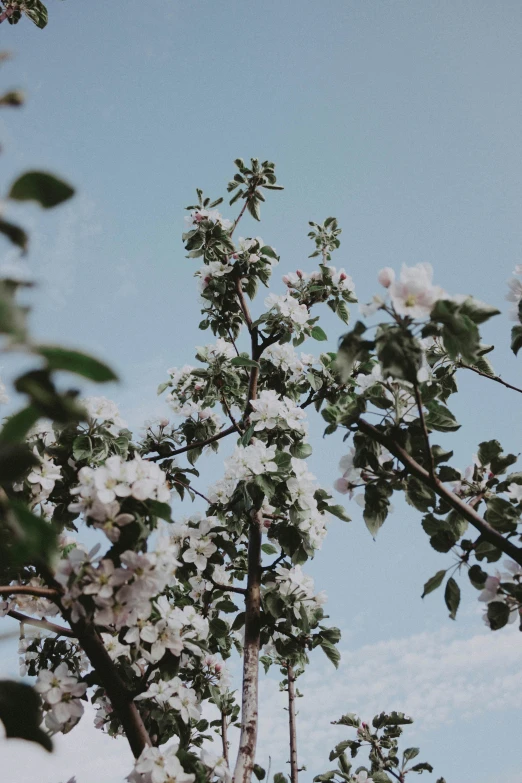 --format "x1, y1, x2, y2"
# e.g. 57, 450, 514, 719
159, 418, 169, 428
339, 271, 347, 281
378, 267, 395, 288
296, 269, 304, 279
282, 275, 291, 286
